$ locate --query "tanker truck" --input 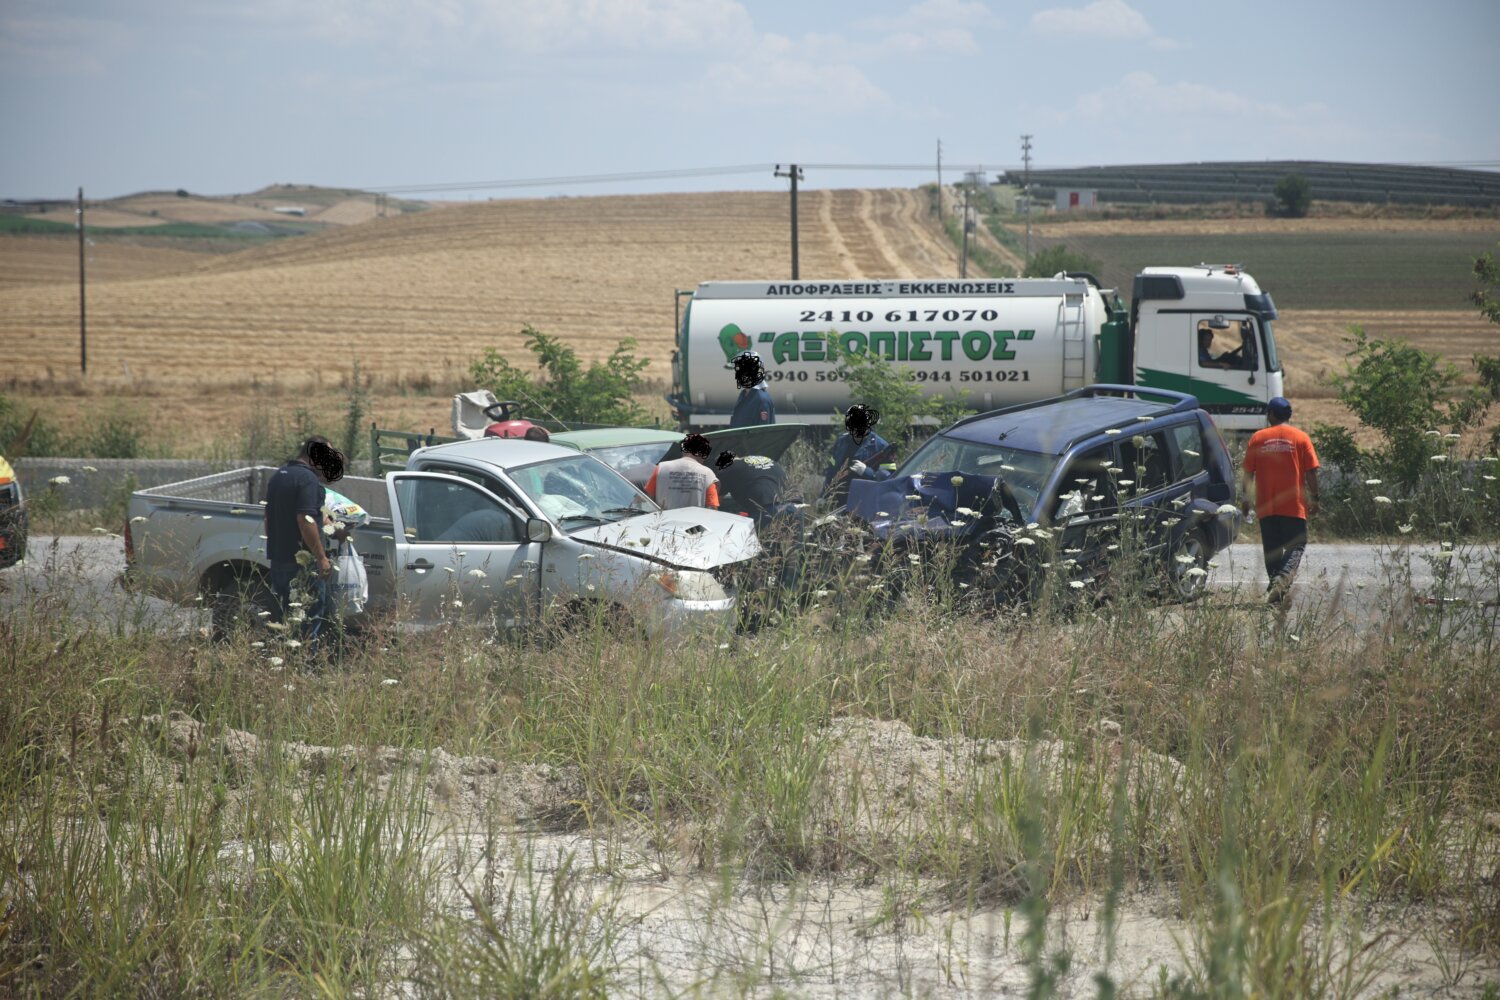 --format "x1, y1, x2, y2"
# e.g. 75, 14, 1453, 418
667, 265, 1283, 434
